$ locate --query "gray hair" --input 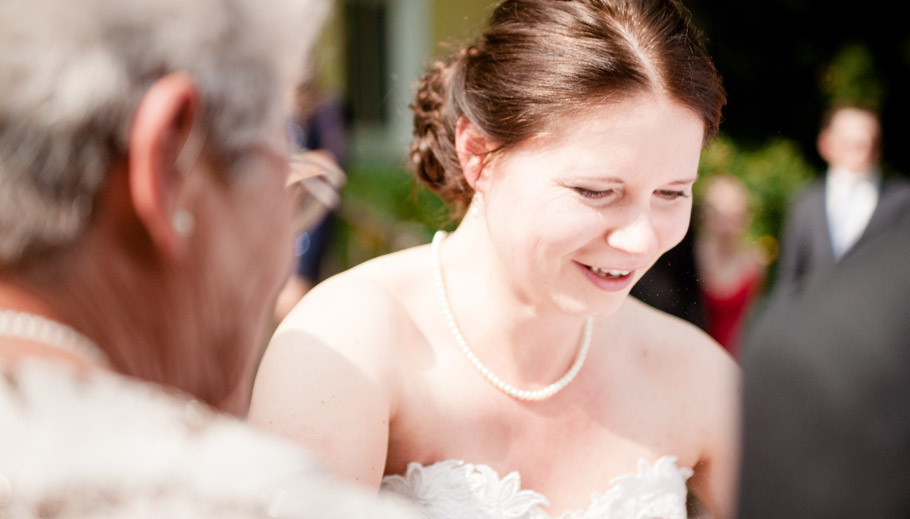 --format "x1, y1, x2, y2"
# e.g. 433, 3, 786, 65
0, 0, 329, 266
